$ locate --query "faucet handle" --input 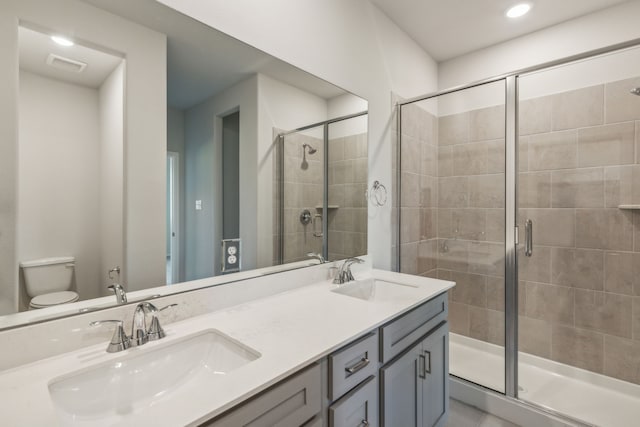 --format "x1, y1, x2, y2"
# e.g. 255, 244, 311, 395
147, 303, 178, 341
90, 320, 131, 353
